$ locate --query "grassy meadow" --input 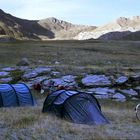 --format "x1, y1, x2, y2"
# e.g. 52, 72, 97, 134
0, 40, 140, 139
0, 40, 140, 74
